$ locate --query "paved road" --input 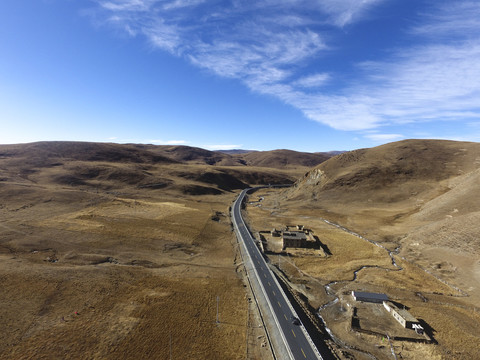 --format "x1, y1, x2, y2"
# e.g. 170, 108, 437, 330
233, 188, 322, 360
